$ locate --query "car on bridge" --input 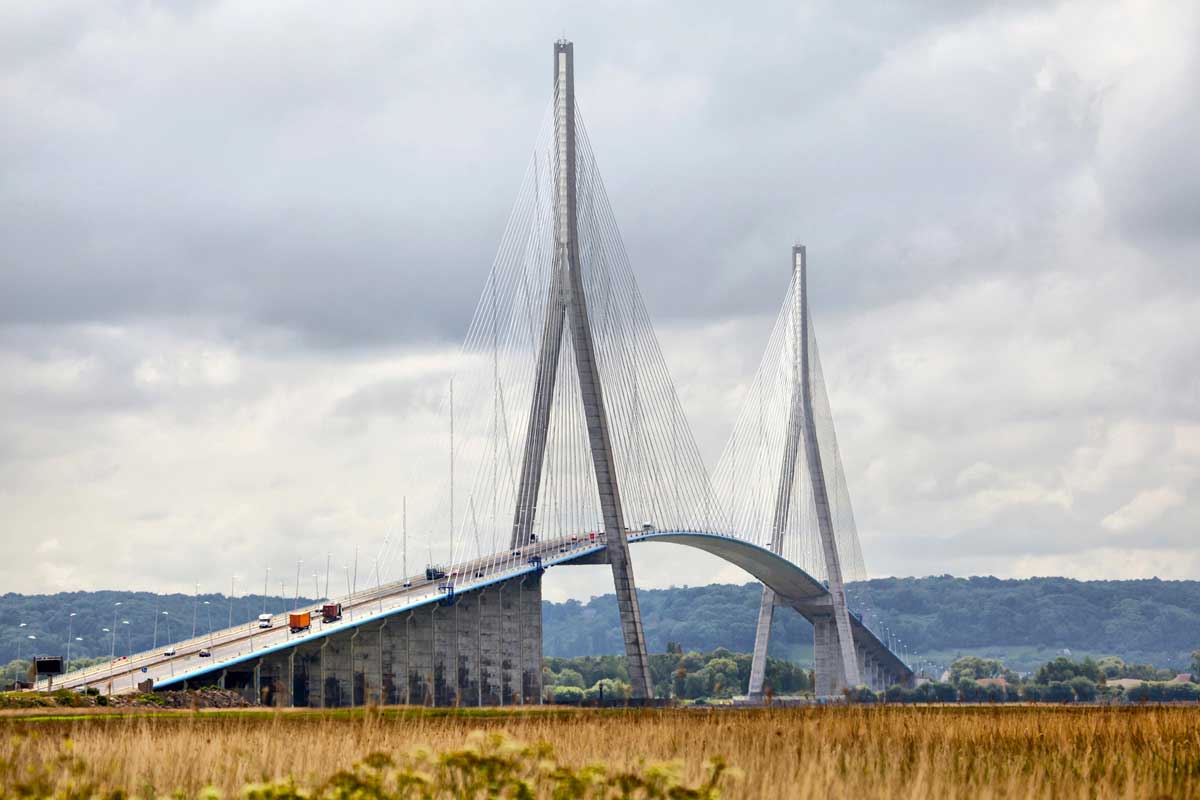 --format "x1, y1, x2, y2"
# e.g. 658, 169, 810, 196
199, 649, 211, 658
